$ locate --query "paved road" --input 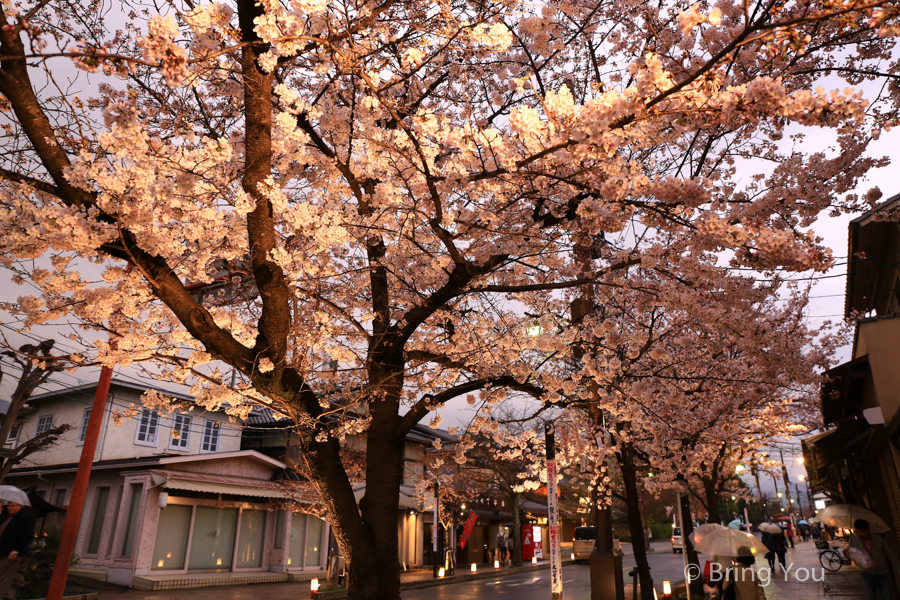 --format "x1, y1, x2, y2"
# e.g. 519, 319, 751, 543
404, 551, 689, 599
